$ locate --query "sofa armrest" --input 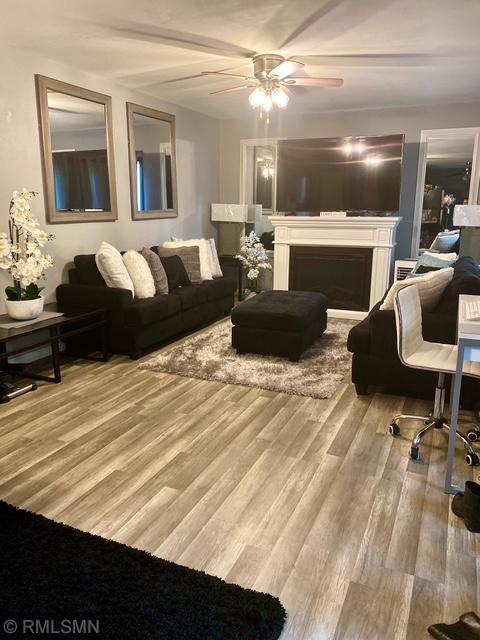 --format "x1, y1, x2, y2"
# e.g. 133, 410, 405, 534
56, 284, 133, 321
369, 308, 398, 358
